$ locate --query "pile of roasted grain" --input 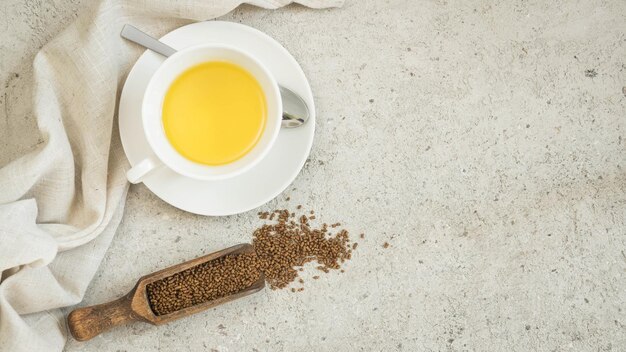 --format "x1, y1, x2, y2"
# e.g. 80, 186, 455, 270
146, 209, 357, 316
254, 209, 353, 289
147, 252, 260, 316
